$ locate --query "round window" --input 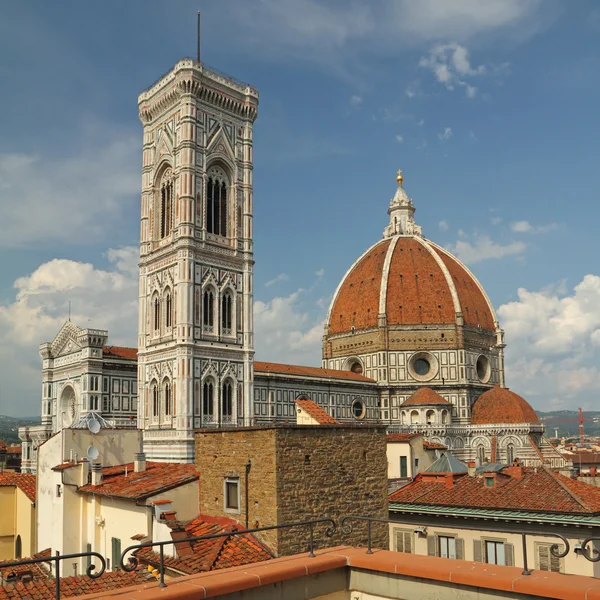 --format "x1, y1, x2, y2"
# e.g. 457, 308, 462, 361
350, 362, 363, 375
476, 355, 491, 383
352, 399, 366, 420
413, 358, 430, 376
